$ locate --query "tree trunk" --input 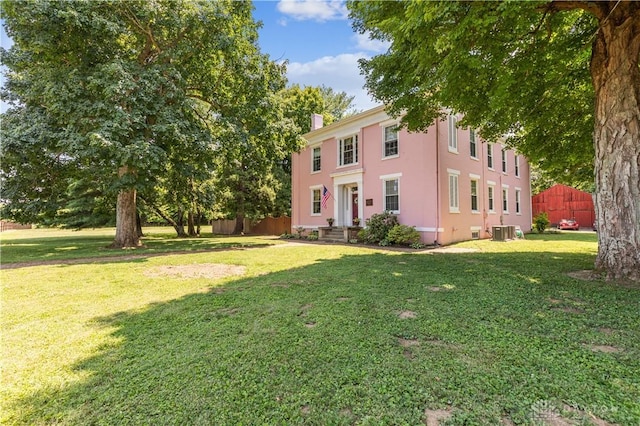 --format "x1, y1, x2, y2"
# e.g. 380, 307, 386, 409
136, 211, 144, 238
187, 211, 198, 237
233, 213, 245, 235
174, 208, 187, 237
590, 3, 640, 282
111, 187, 141, 248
